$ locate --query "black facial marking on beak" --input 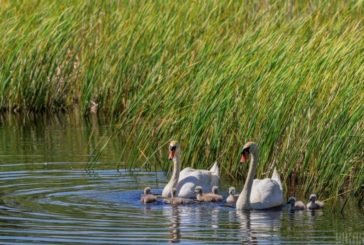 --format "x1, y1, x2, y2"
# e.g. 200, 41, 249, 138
241, 148, 249, 155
